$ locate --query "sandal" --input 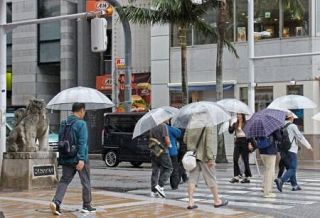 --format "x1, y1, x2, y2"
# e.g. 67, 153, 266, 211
214, 199, 228, 208
187, 205, 198, 210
